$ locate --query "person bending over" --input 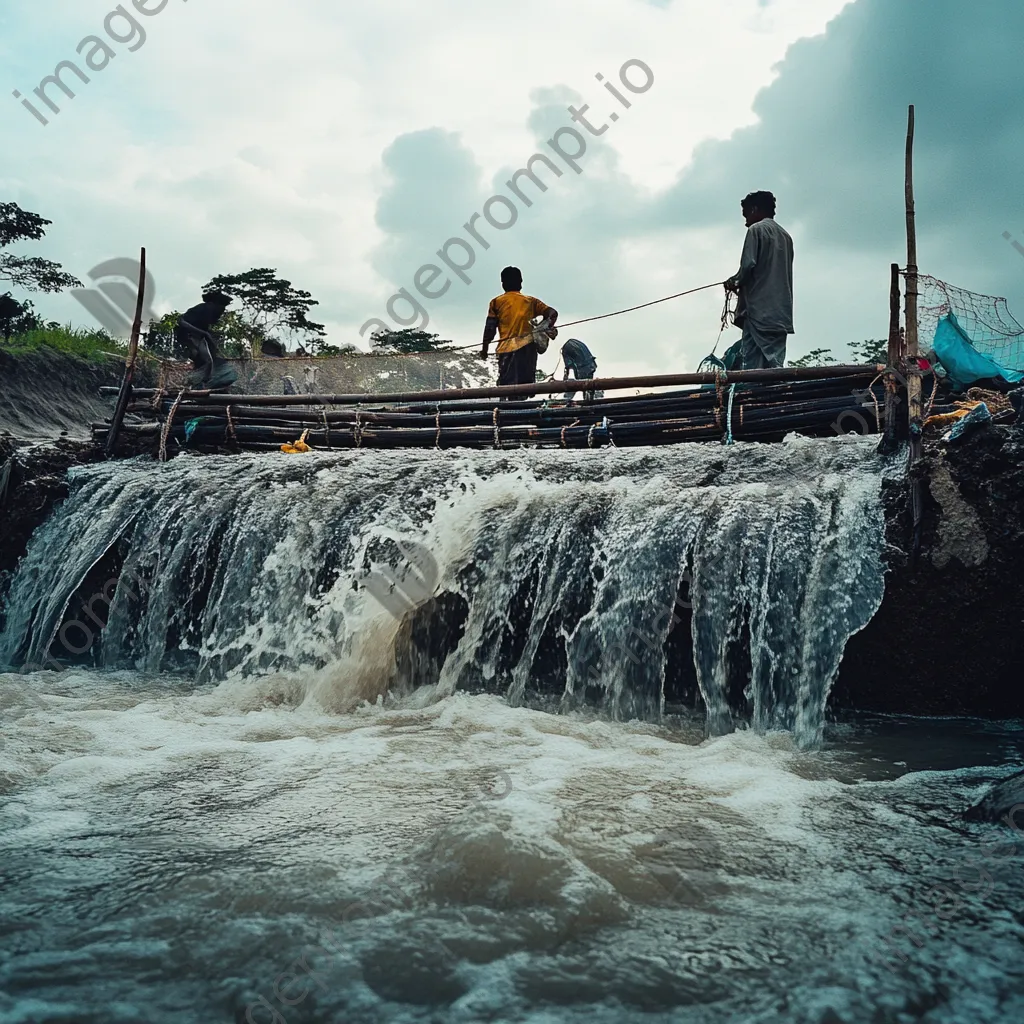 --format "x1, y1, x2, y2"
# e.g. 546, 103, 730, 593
724, 191, 794, 370
175, 290, 238, 390
561, 338, 601, 403
480, 267, 558, 393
